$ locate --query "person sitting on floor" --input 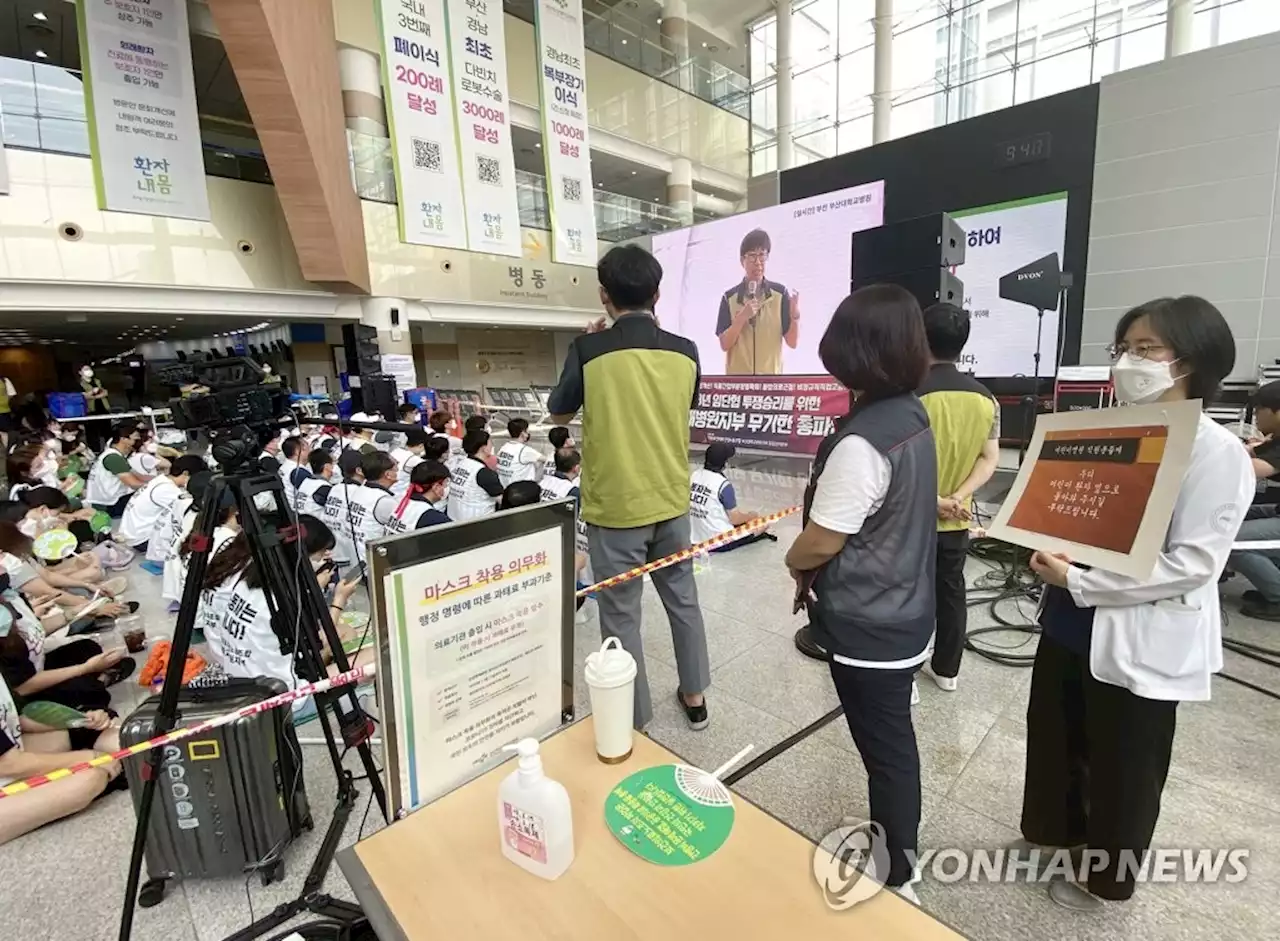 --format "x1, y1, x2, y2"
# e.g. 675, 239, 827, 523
496, 418, 546, 488
294, 450, 336, 518
540, 448, 592, 609
499, 480, 543, 511
390, 430, 428, 498
166, 473, 239, 615
118, 456, 206, 569
548, 425, 574, 451
1226, 380, 1280, 620
0, 671, 126, 846
689, 443, 775, 551
380, 461, 451, 536
84, 421, 149, 518
447, 430, 503, 521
